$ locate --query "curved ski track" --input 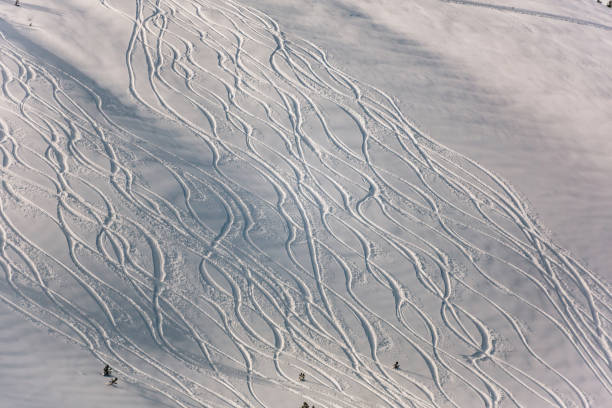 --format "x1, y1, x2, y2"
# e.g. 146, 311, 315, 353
0, 1, 610, 407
